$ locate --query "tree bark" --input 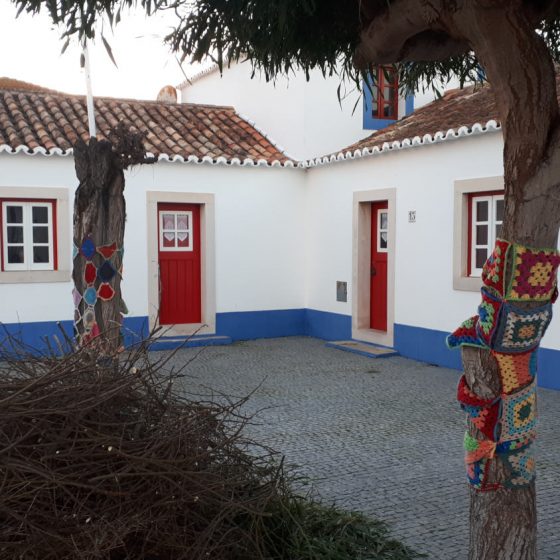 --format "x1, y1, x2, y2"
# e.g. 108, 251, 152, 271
452, 7, 560, 559
73, 137, 126, 356
354, 2, 560, 558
